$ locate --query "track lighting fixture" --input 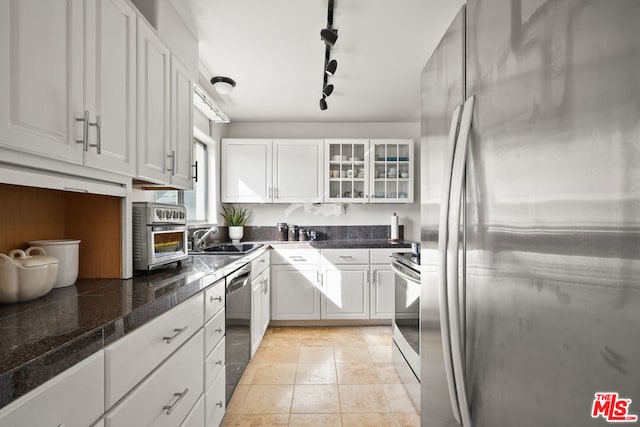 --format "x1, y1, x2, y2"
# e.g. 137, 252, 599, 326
320, 28, 338, 46
325, 59, 338, 76
210, 76, 236, 95
319, 0, 337, 111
